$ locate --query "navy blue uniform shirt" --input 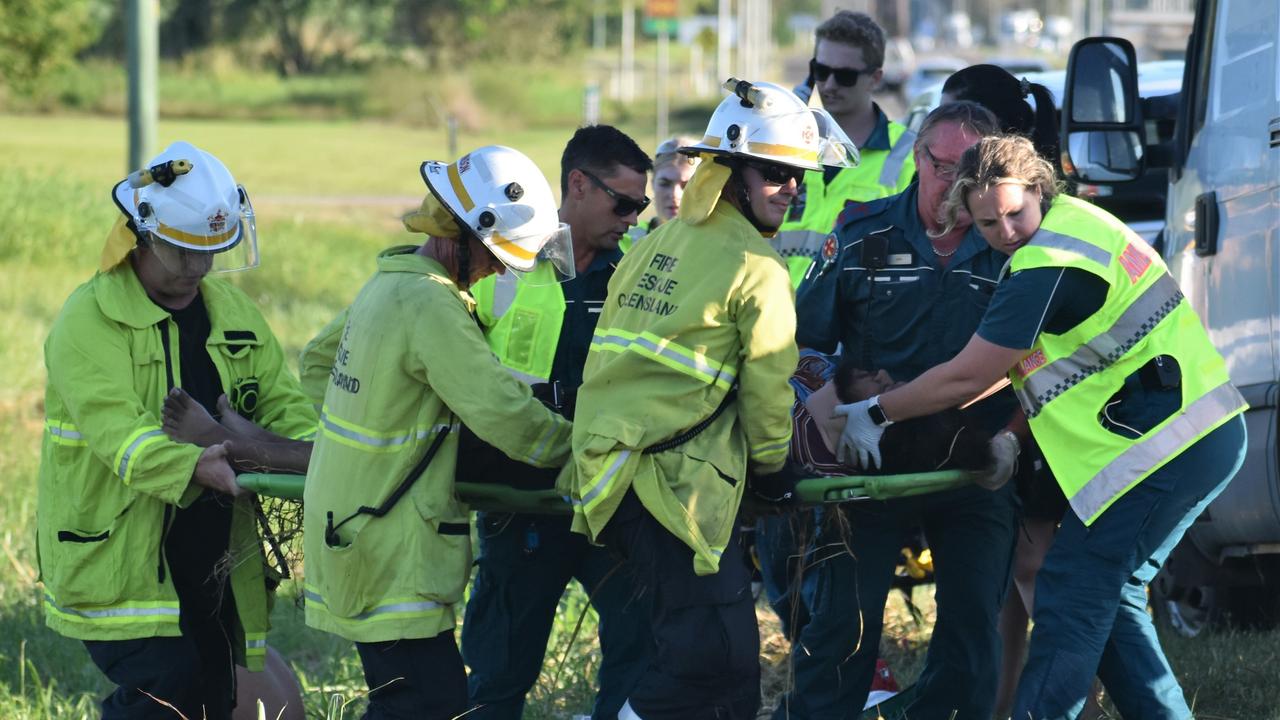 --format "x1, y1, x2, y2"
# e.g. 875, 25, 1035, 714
549, 246, 623, 390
